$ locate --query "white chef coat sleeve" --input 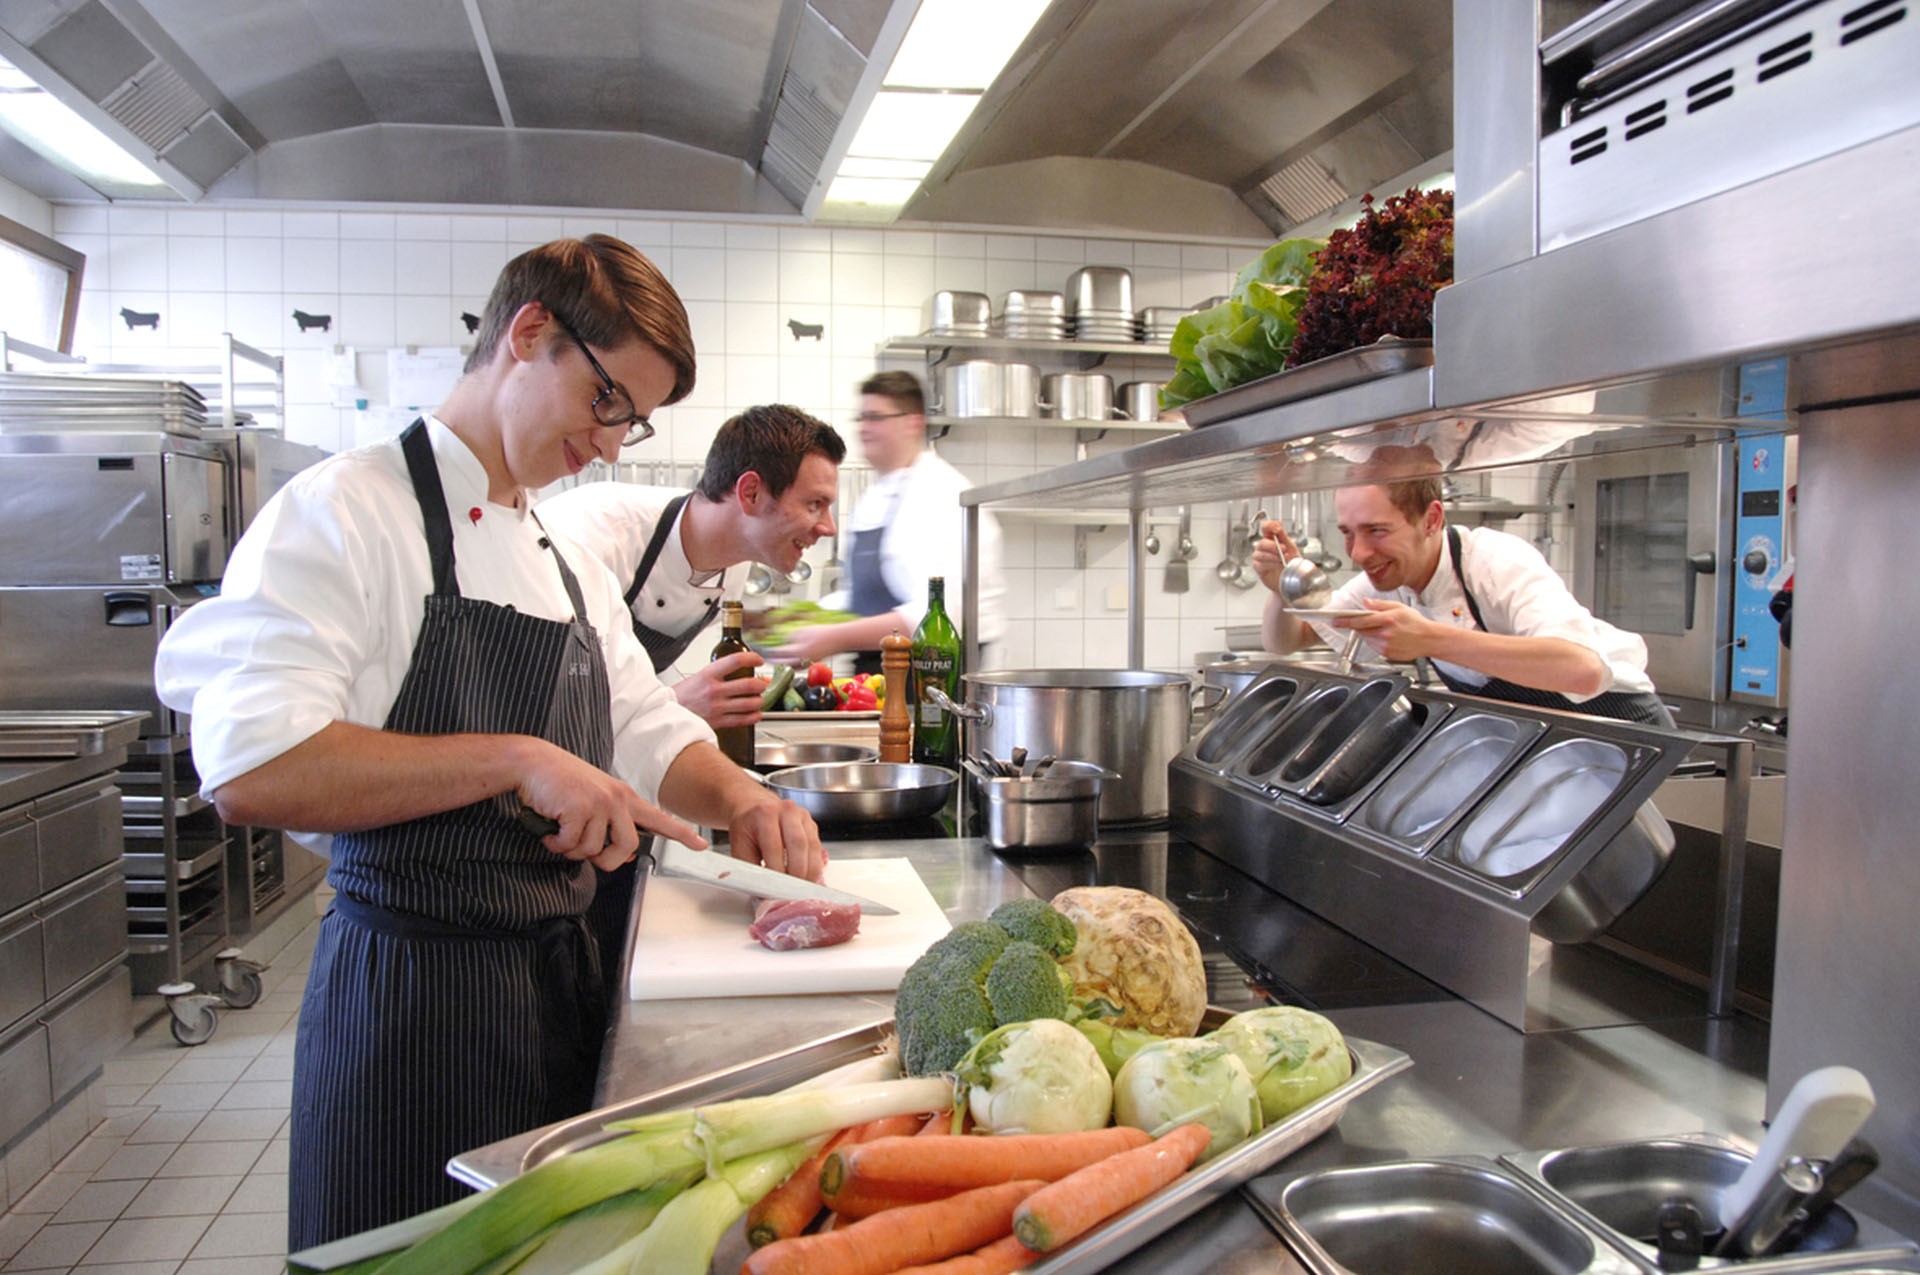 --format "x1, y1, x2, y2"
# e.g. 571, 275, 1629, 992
153, 463, 396, 795
570, 548, 717, 804
880, 462, 996, 633
1466, 530, 1621, 691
